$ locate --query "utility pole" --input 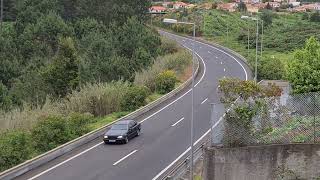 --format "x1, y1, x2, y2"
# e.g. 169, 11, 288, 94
261, 20, 263, 62
247, 25, 250, 57
255, 18, 259, 82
